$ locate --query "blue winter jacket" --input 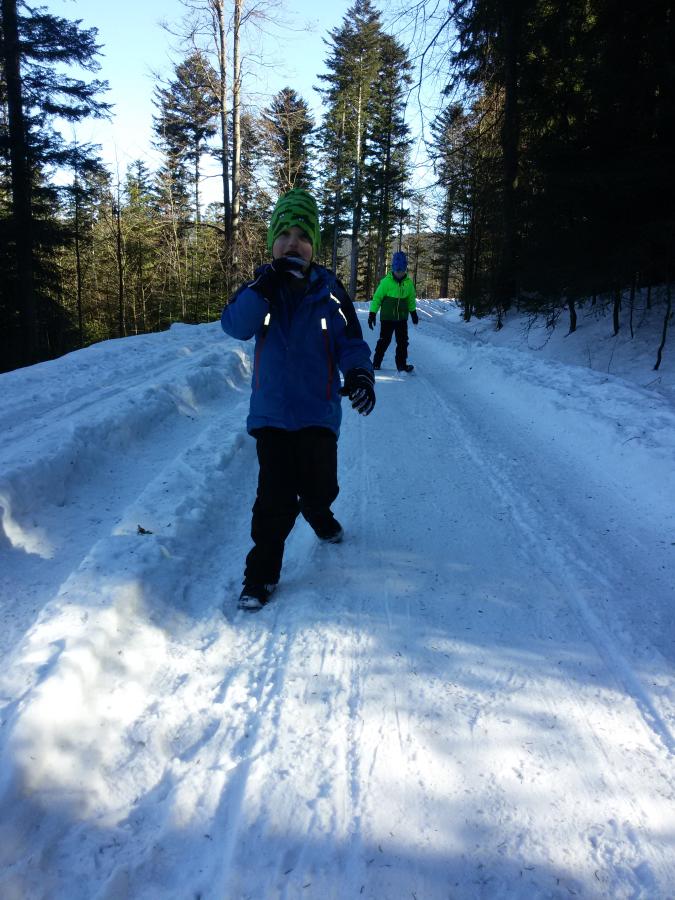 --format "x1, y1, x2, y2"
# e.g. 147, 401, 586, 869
221, 264, 373, 436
